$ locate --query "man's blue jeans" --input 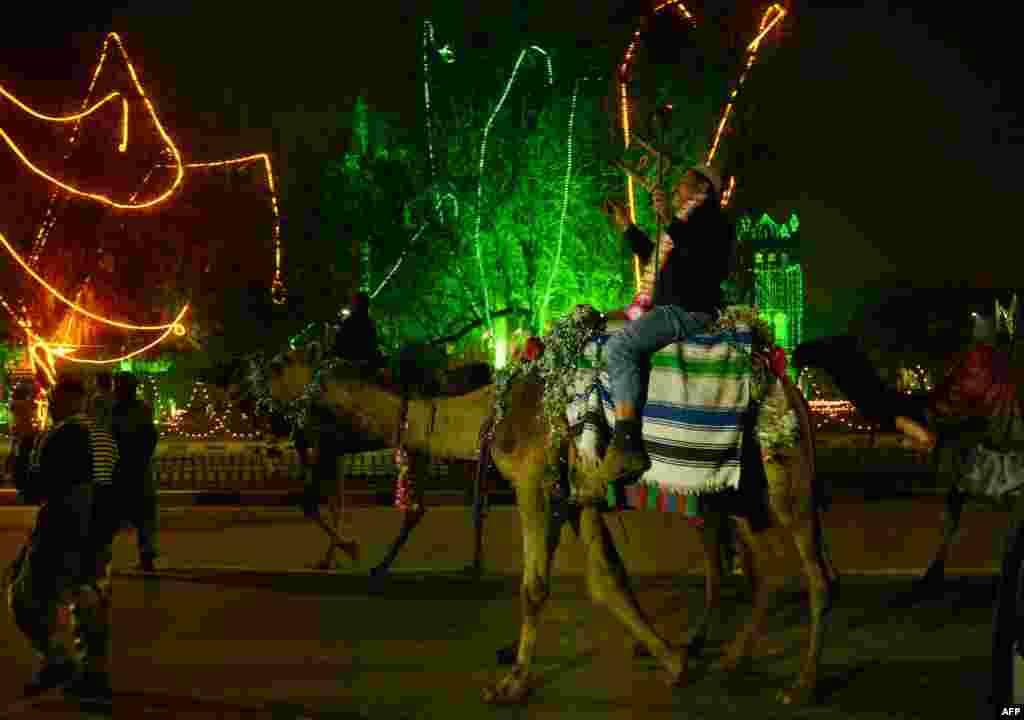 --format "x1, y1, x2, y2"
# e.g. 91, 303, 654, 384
605, 305, 715, 412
